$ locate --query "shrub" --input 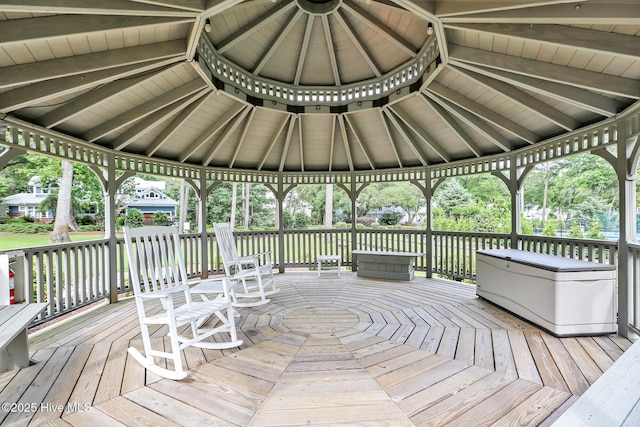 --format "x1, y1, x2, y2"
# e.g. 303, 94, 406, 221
335, 222, 348, 229
380, 212, 401, 225
116, 216, 126, 229
0, 223, 54, 233
370, 222, 380, 228
282, 211, 294, 229
152, 211, 169, 226
77, 215, 95, 225
356, 217, 375, 227
78, 225, 103, 232
293, 212, 311, 229
542, 221, 557, 237
125, 208, 144, 228
567, 221, 583, 238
